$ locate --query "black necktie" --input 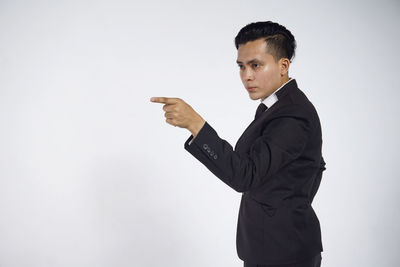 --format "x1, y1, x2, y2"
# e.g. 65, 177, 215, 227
255, 103, 267, 120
